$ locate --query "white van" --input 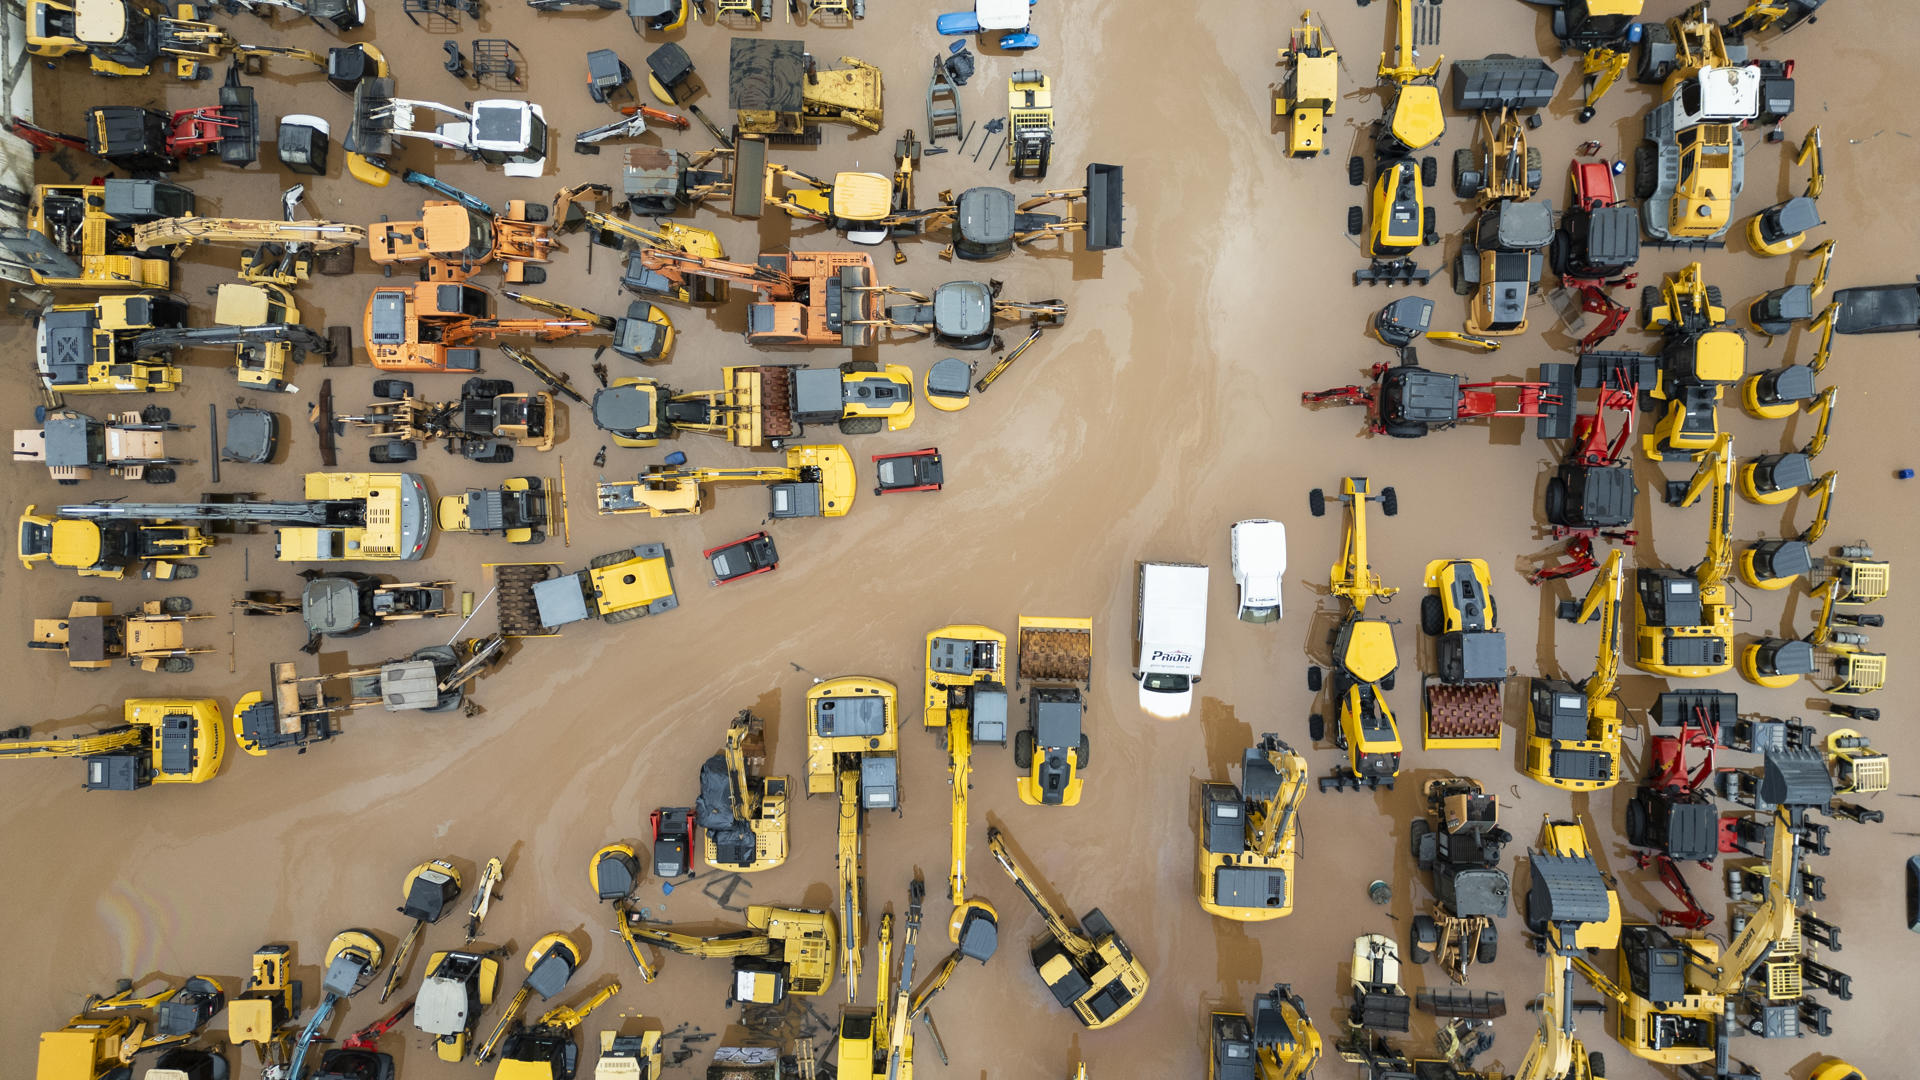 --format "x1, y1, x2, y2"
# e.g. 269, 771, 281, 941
1231, 519, 1287, 623
1135, 561, 1209, 718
